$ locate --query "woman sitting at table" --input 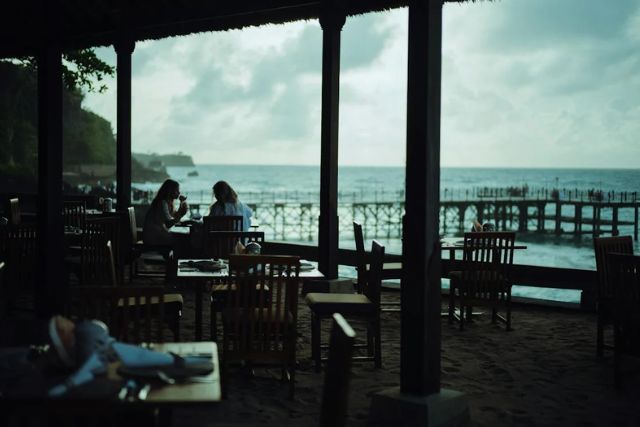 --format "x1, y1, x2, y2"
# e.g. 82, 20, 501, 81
208, 180, 252, 231
143, 179, 189, 246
